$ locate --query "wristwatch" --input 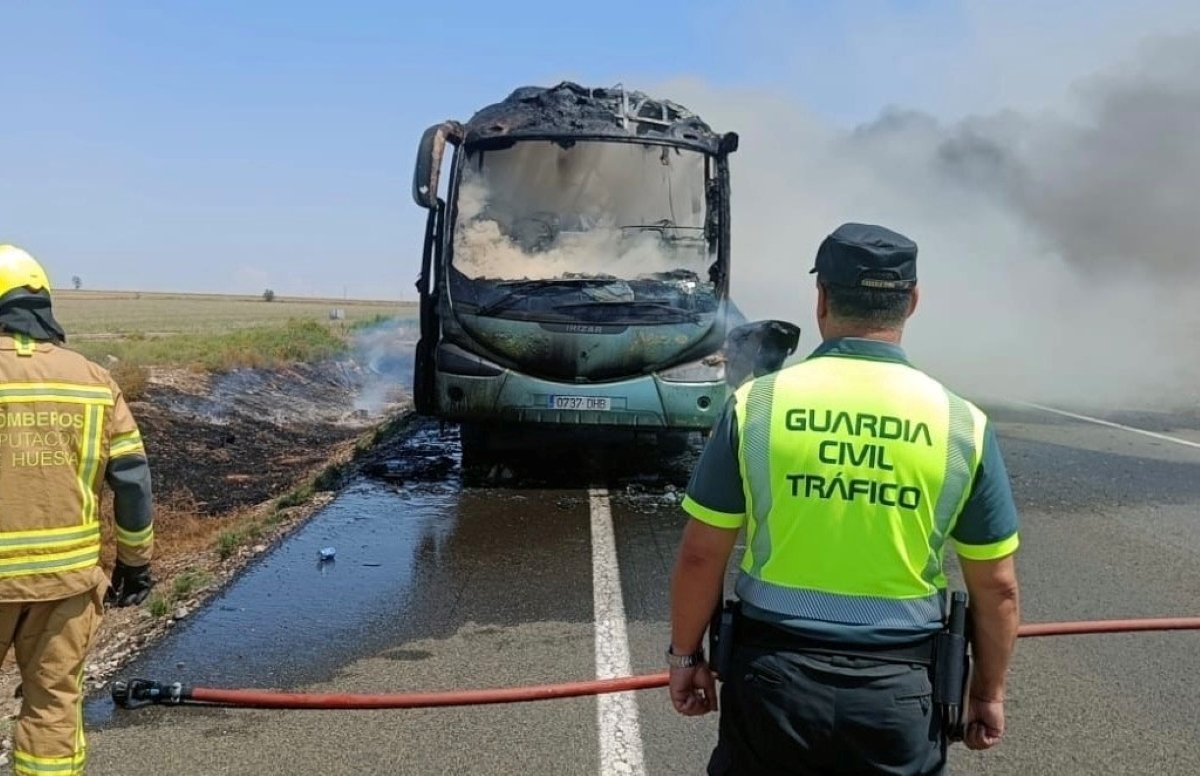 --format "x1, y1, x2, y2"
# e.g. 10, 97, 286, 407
666, 645, 705, 669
